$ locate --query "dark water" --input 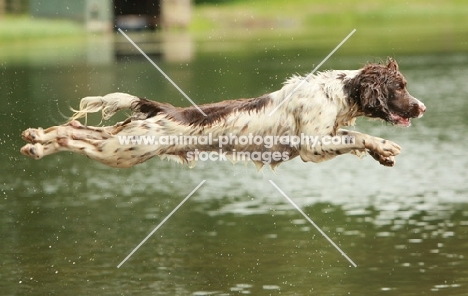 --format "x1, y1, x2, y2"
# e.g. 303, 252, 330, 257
1, 33, 468, 295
